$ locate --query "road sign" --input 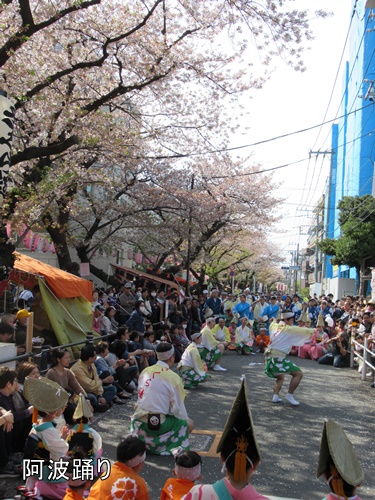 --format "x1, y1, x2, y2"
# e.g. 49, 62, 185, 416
230, 264, 235, 272
230, 271, 235, 277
